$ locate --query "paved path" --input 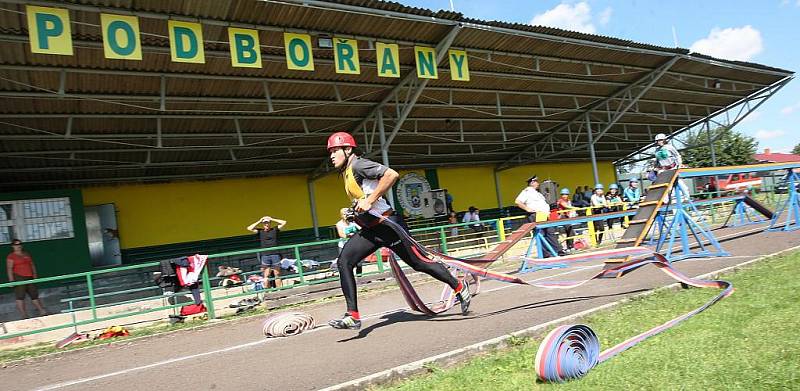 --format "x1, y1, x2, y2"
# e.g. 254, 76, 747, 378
4, 223, 799, 391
